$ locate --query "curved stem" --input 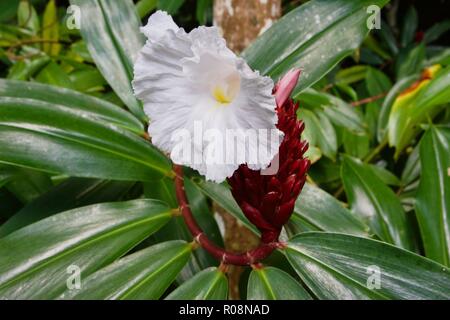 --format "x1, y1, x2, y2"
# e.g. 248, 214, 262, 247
173, 165, 283, 266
